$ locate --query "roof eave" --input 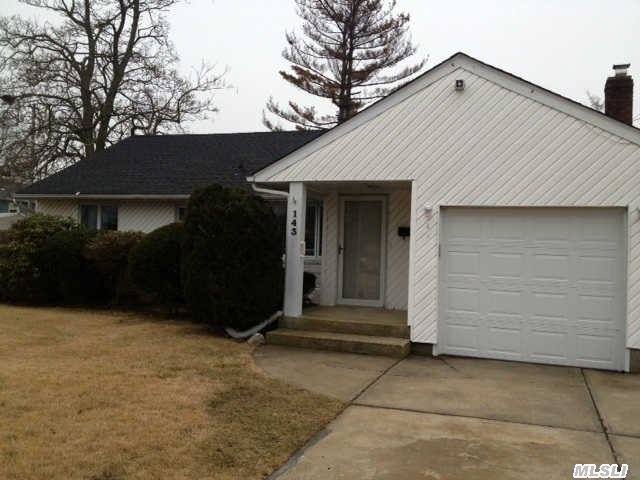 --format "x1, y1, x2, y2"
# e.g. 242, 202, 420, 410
15, 193, 191, 200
